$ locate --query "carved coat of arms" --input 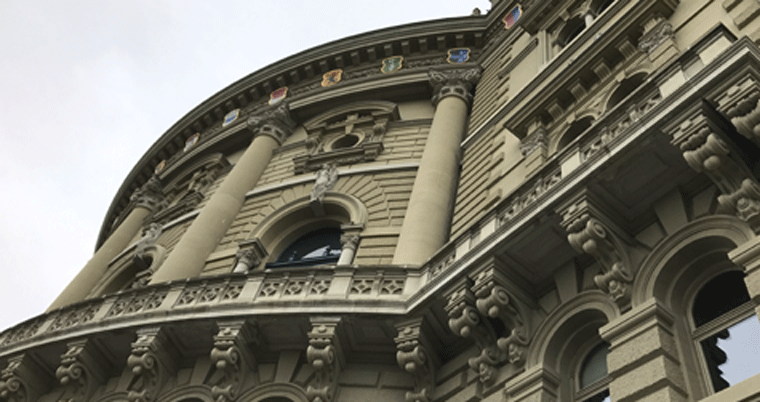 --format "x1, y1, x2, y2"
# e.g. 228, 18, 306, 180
322, 69, 343, 87
380, 56, 404, 74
